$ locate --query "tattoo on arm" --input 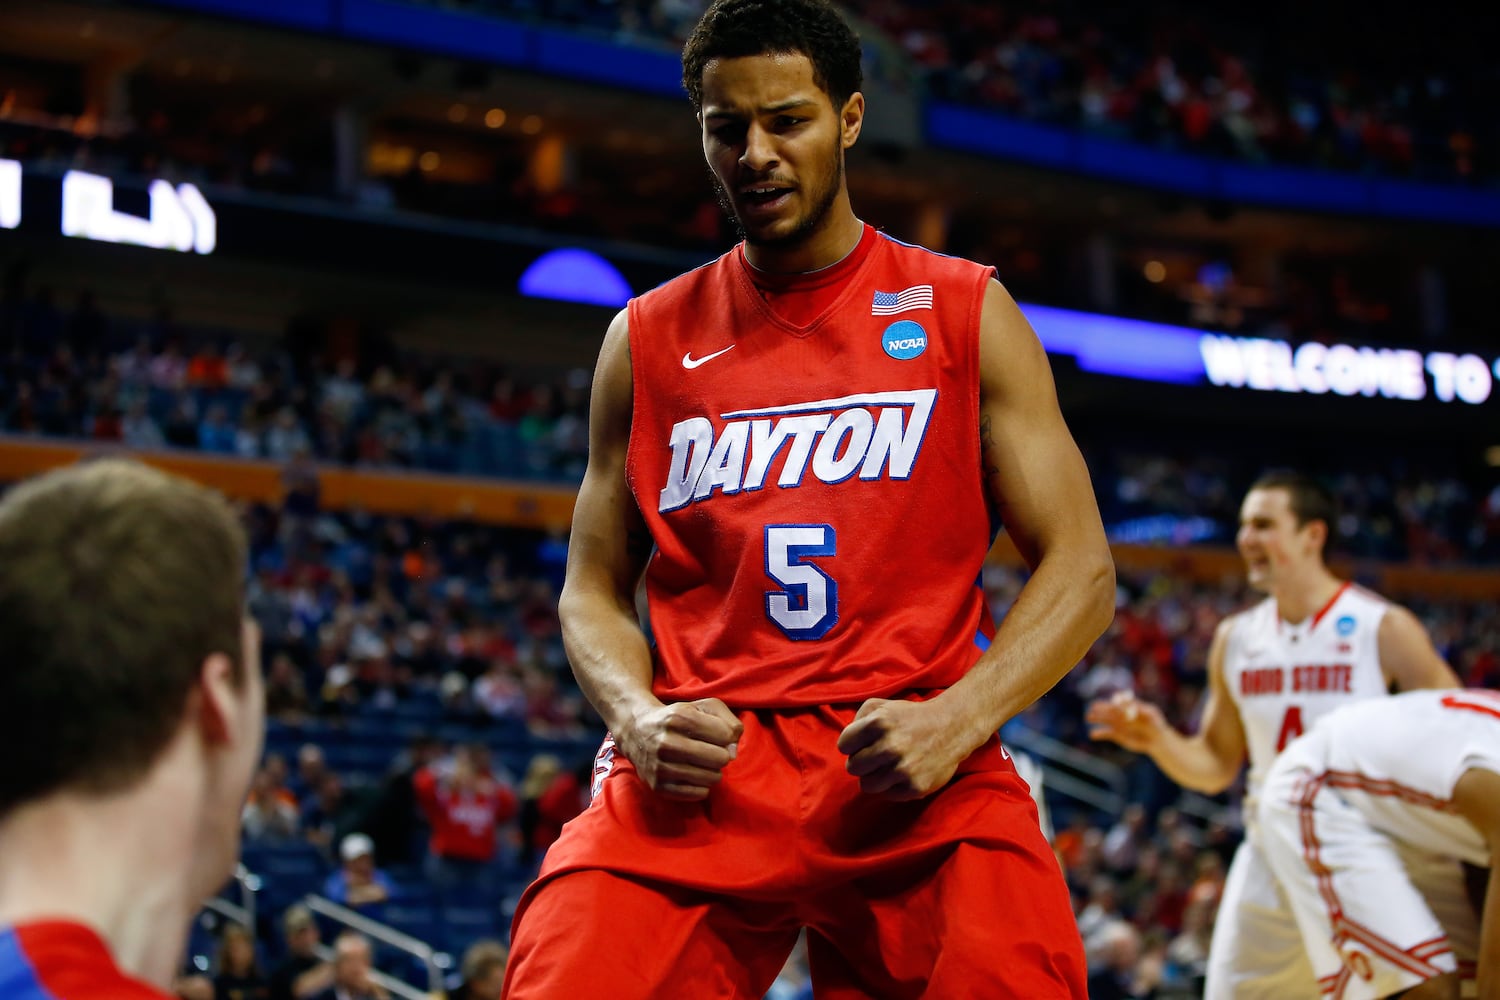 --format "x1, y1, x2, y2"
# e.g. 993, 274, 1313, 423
980, 412, 1003, 521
